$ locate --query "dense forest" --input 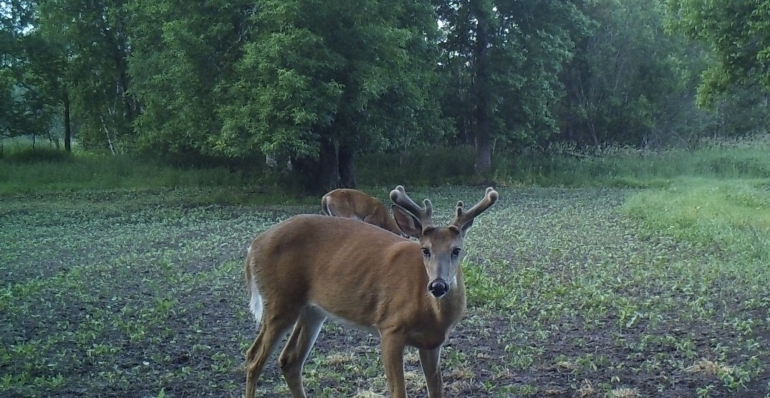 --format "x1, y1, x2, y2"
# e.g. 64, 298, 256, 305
1, 0, 769, 191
